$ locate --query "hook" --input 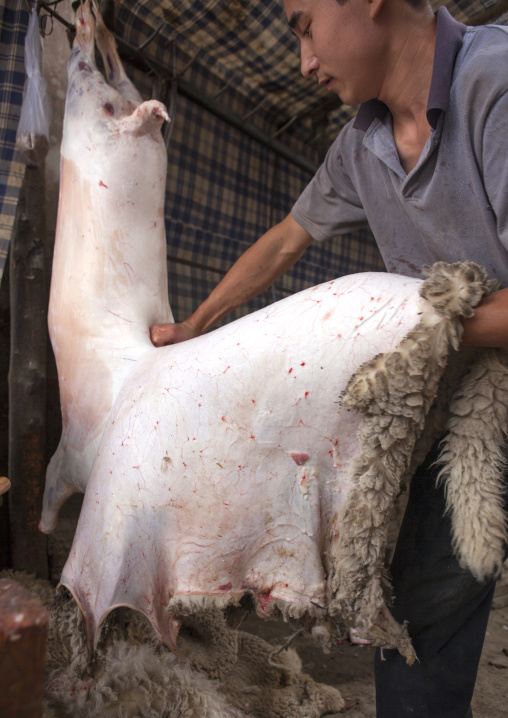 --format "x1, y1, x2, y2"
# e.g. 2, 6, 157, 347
40, 13, 54, 36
